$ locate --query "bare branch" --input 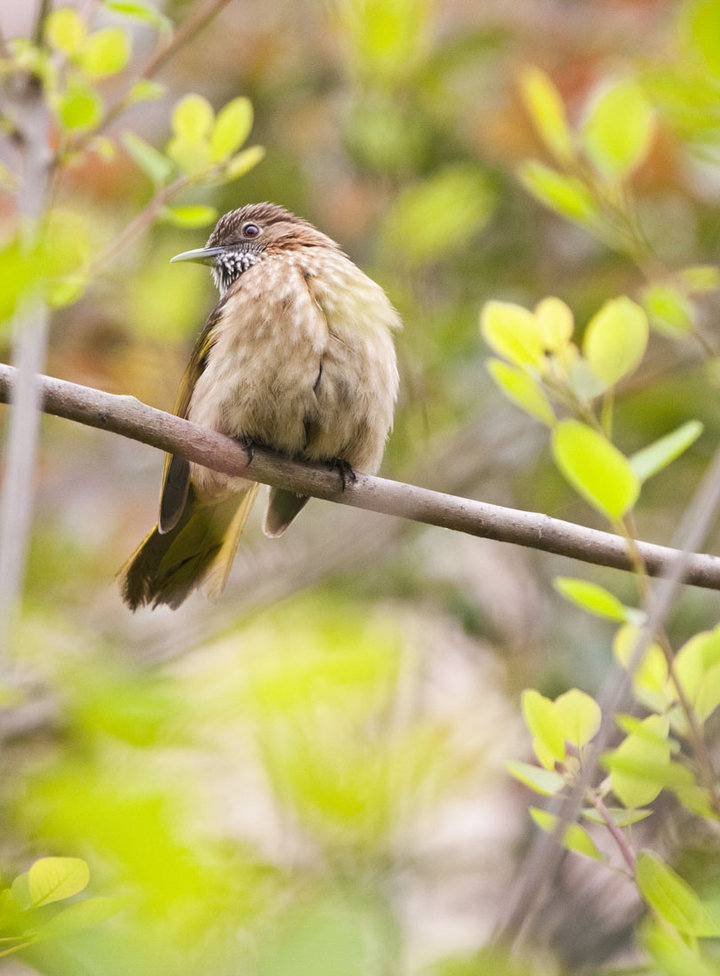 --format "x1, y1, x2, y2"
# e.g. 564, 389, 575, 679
2, 362, 720, 589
